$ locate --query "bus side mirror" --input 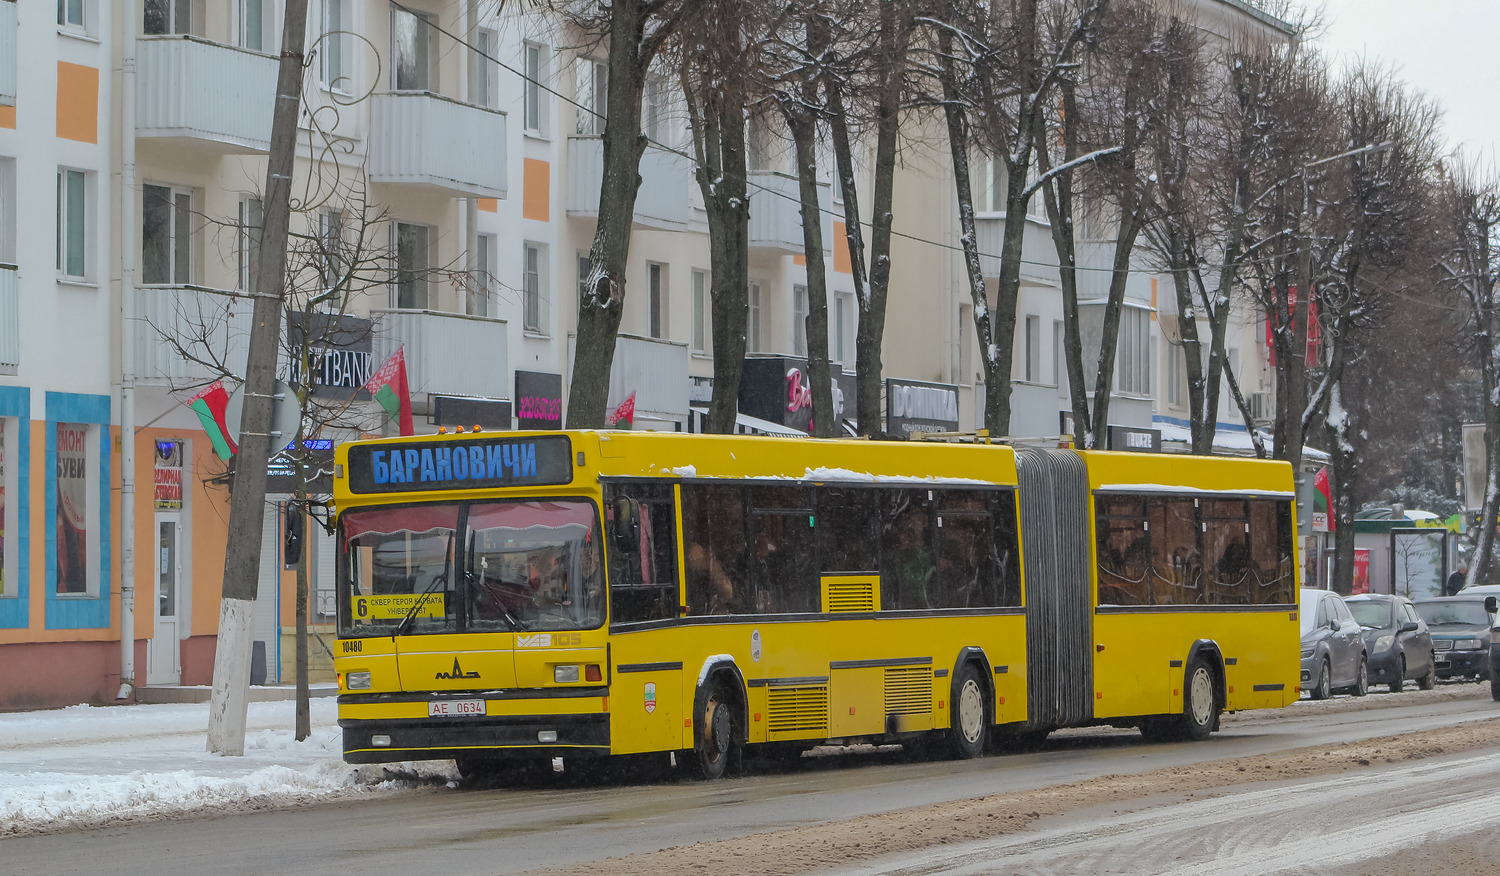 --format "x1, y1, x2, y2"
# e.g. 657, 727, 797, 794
613, 497, 640, 555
